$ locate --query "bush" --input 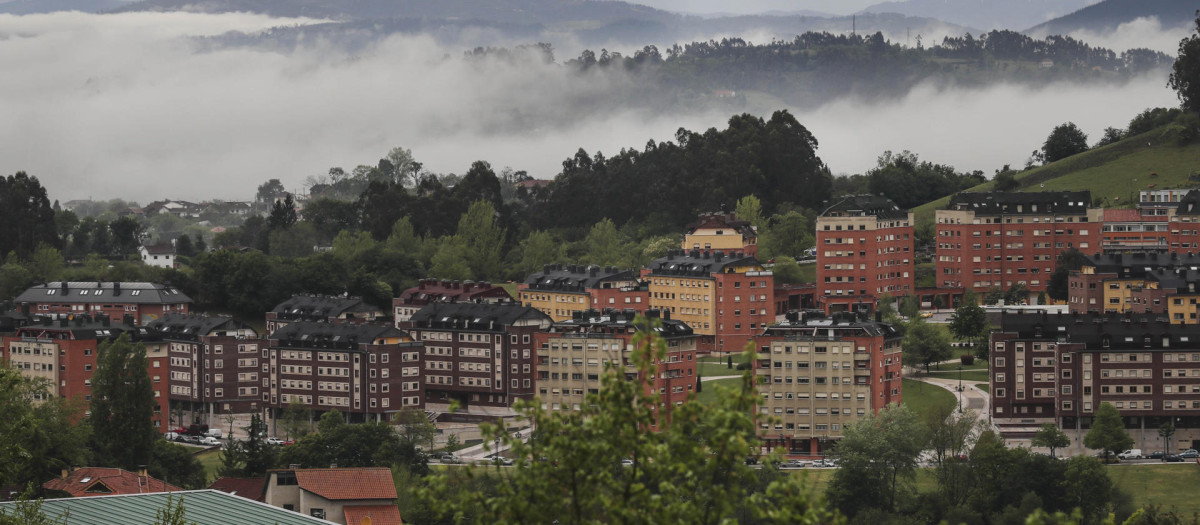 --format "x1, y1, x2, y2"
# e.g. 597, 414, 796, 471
735, 362, 749, 371
960, 355, 975, 366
